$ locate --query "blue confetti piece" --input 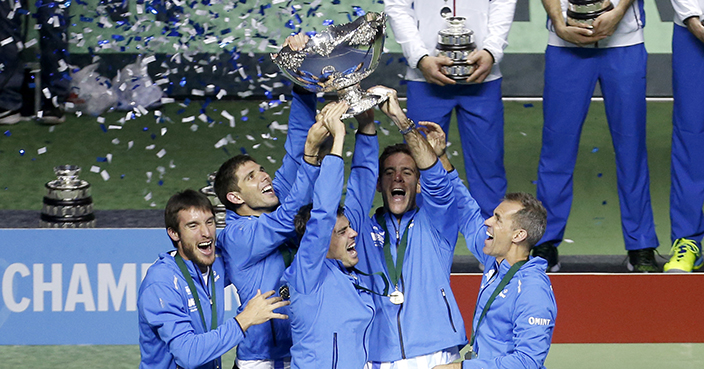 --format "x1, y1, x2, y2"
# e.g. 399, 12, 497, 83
80, 16, 94, 22
597, 173, 602, 177
176, 108, 186, 115
602, 201, 607, 205
179, 77, 187, 87
259, 106, 265, 113
323, 19, 334, 26
332, 0, 340, 4
4, 130, 10, 136
523, 103, 534, 108
143, 127, 149, 131
100, 124, 107, 132
385, 57, 393, 66
184, 98, 191, 106
285, 20, 295, 30
242, 116, 248, 121
346, 13, 353, 22
151, 133, 156, 140
240, 147, 247, 155
121, 174, 125, 179
531, 180, 538, 185
294, 13, 302, 24
19, 149, 25, 156
352, 6, 366, 16
591, 147, 599, 153
96, 157, 107, 162
112, 34, 125, 41
158, 180, 164, 186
